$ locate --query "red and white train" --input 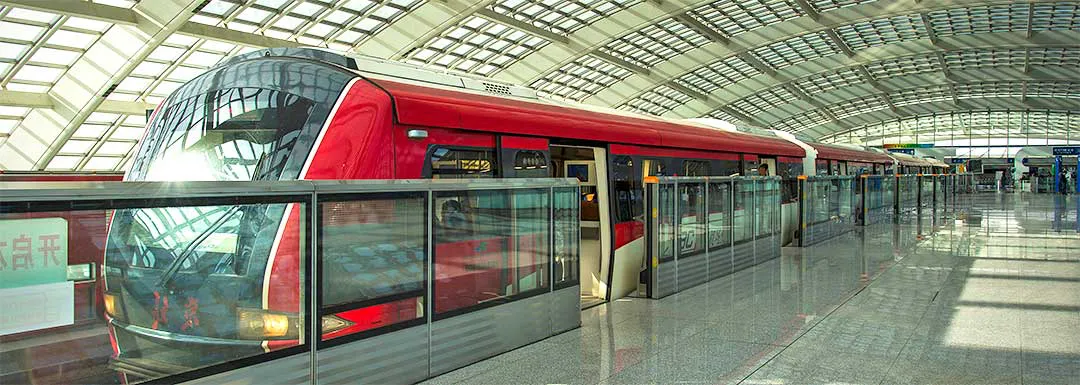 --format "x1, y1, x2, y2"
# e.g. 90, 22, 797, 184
101, 48, 945, 375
